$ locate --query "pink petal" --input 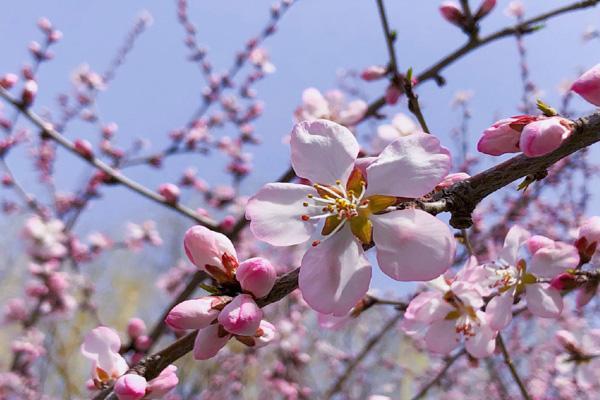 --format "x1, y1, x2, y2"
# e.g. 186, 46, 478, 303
372, 209, 455, 281
519, 117, 572, 157
485, 291, 514, 330
114, 374, 147, 400
404, 291, 453, 323
424, 319, 460, 354
193, 325, 231, 360
299, 226, 372, 316
476, 118, 521, 156
571, 63, 600, 106
529, 242, 579, 279
465, 319, 496, 358
254, 320, 278, 348
525, 283, 563, 318
217, 294, 263, 336
165, 297, 222, 330
236, 257, 277, 298
184, 225, 237, 271
81, 327, 129, 380
365, 133, 451, 198
290, 120, 359, 186
145, 365, 178, 399
246, 183, 318, 246
499, 225, 530, 266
